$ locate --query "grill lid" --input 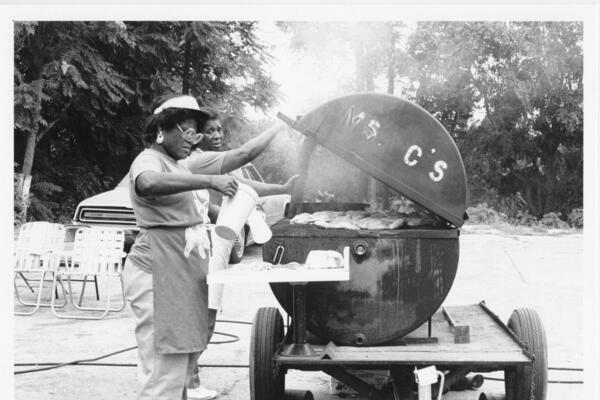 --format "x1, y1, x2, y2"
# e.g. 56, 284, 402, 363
280, 93, 468, 227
